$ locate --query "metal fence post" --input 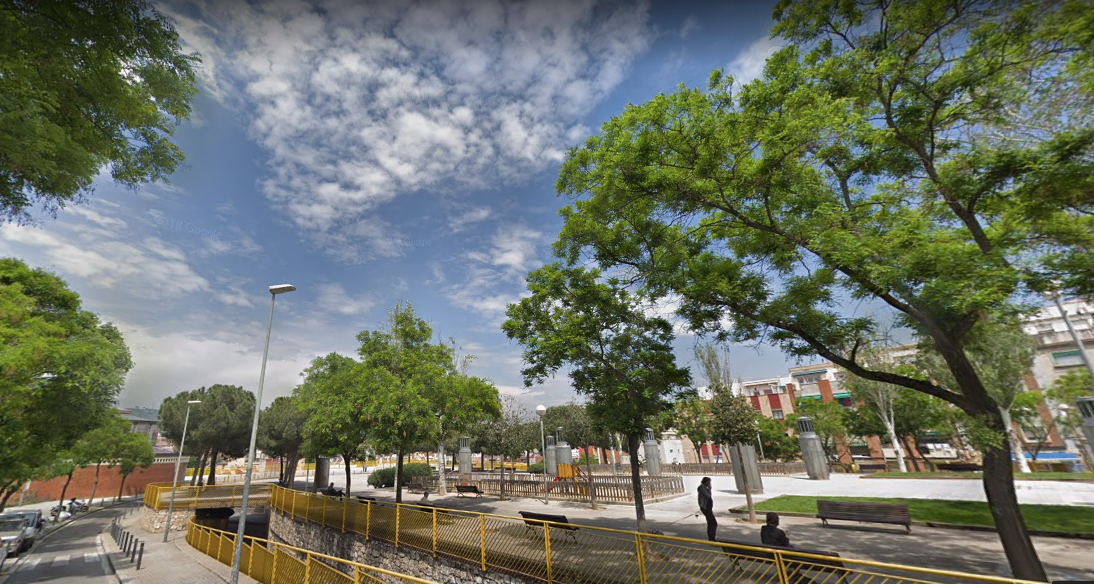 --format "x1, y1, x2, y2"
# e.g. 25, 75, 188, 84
432, 509, 438, 557
136, 542, 144, 570
395, 504, 400, 548
544, 524, 553, 584
774, 550, 791, 584
322, 495, 327, 527
366, 501, 371, 540
342, 498, 347, 533
479, 515, 486, 571
635, 533, 648, 584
